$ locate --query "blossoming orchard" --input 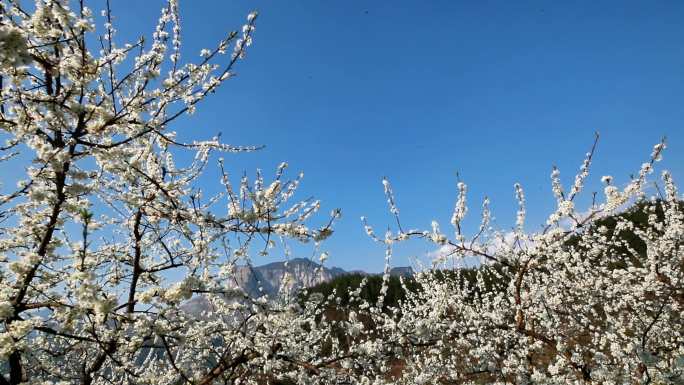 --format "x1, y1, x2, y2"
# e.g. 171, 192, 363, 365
0, 1, 682, 384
